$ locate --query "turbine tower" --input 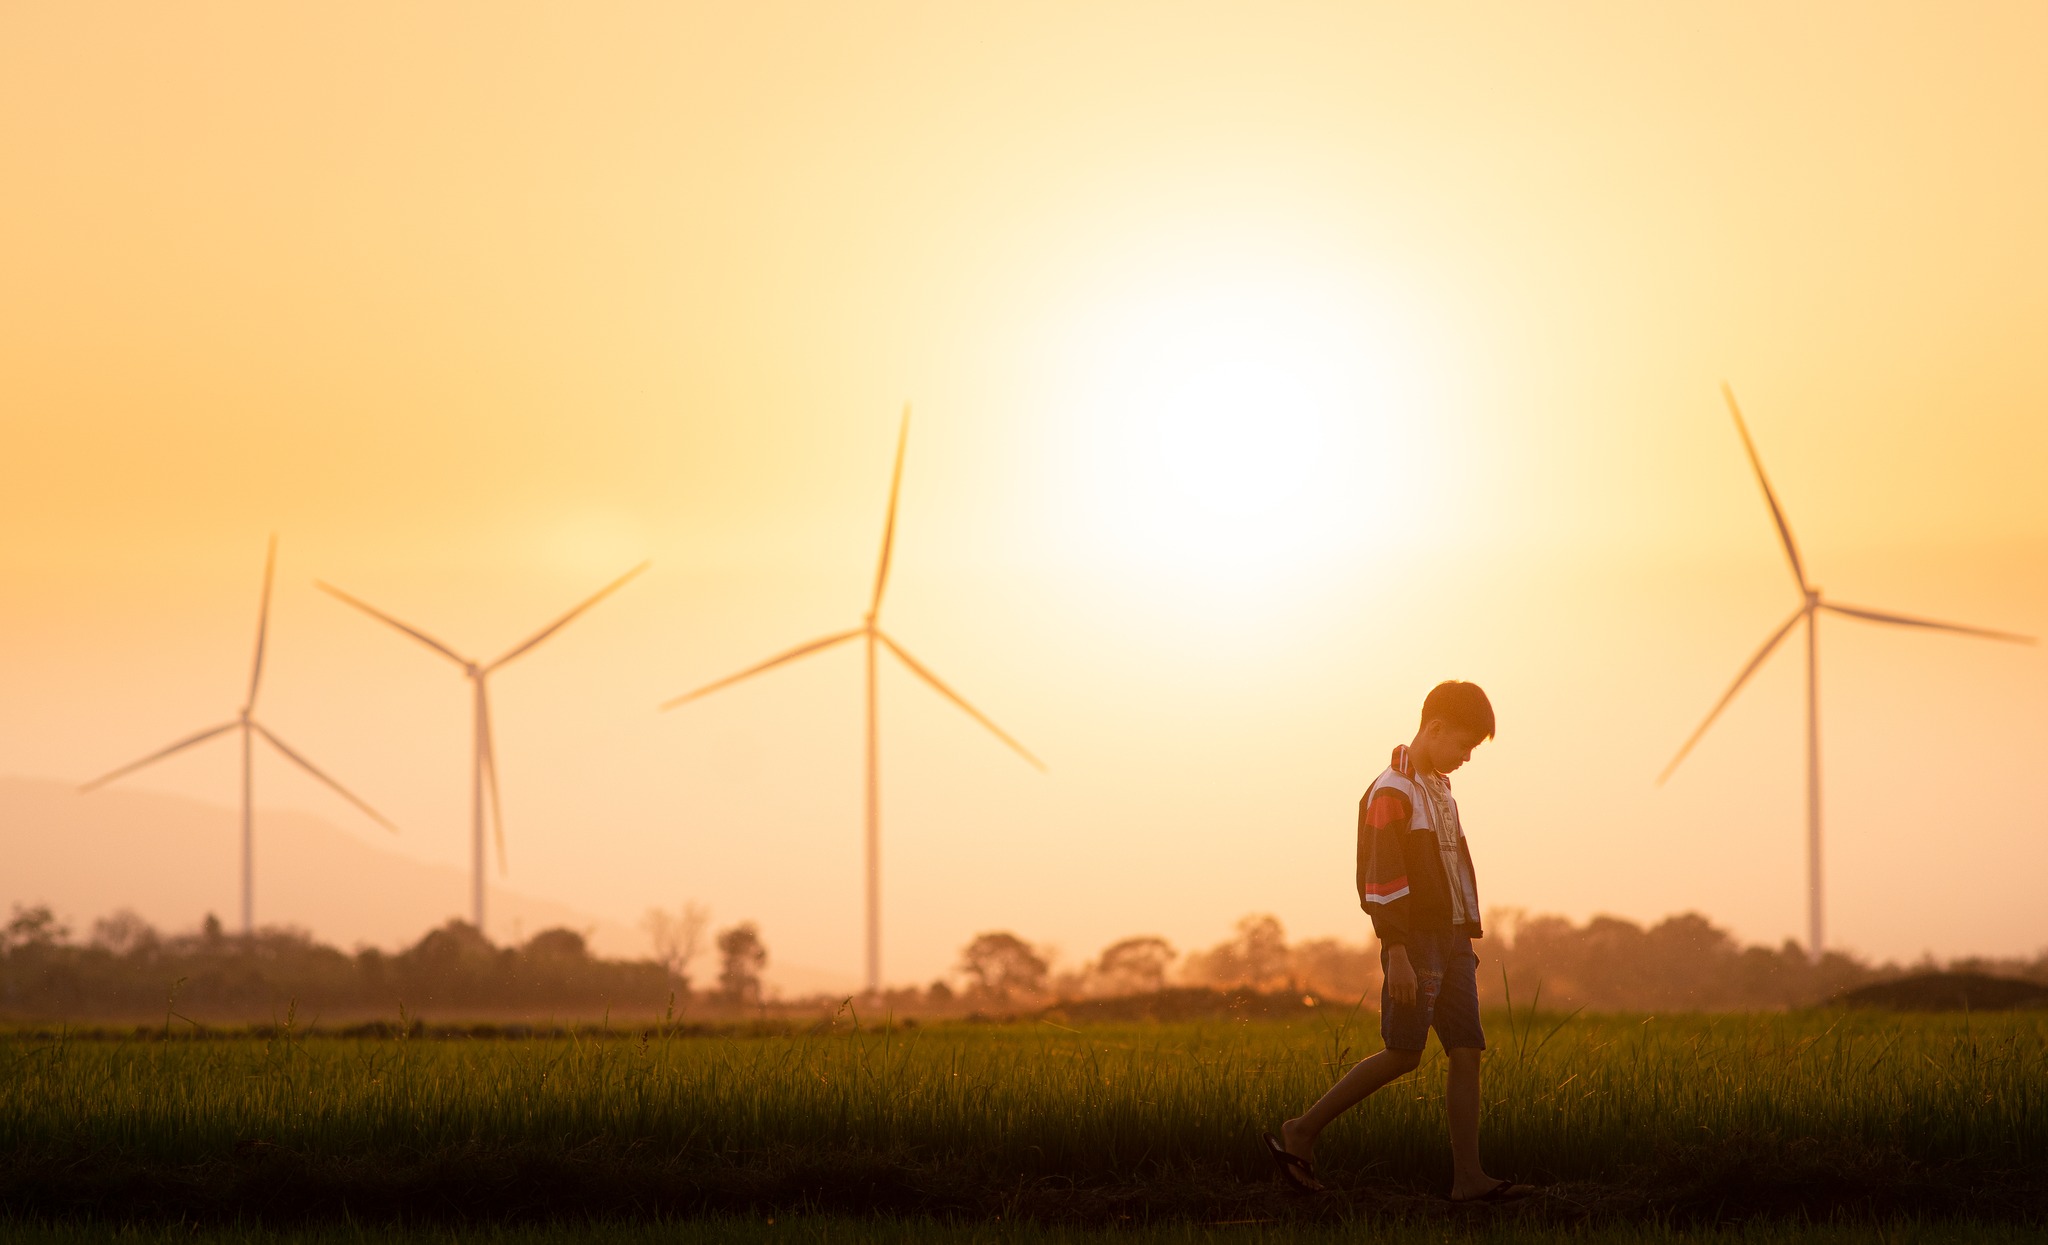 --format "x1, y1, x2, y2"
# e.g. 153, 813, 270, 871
1660, 384, 2033, 960
660, 407, 1044, 995
318, 561, 648, 933
80, 536, 398, 936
